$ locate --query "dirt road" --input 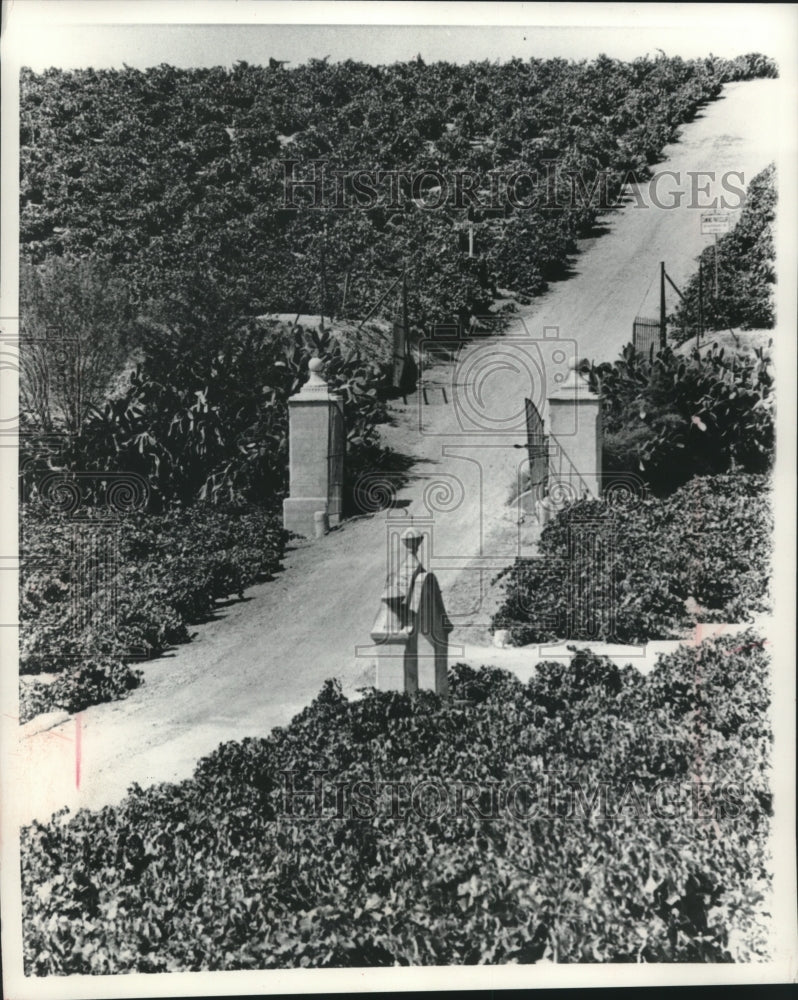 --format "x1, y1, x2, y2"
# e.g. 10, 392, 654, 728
15, 79, 779, 826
